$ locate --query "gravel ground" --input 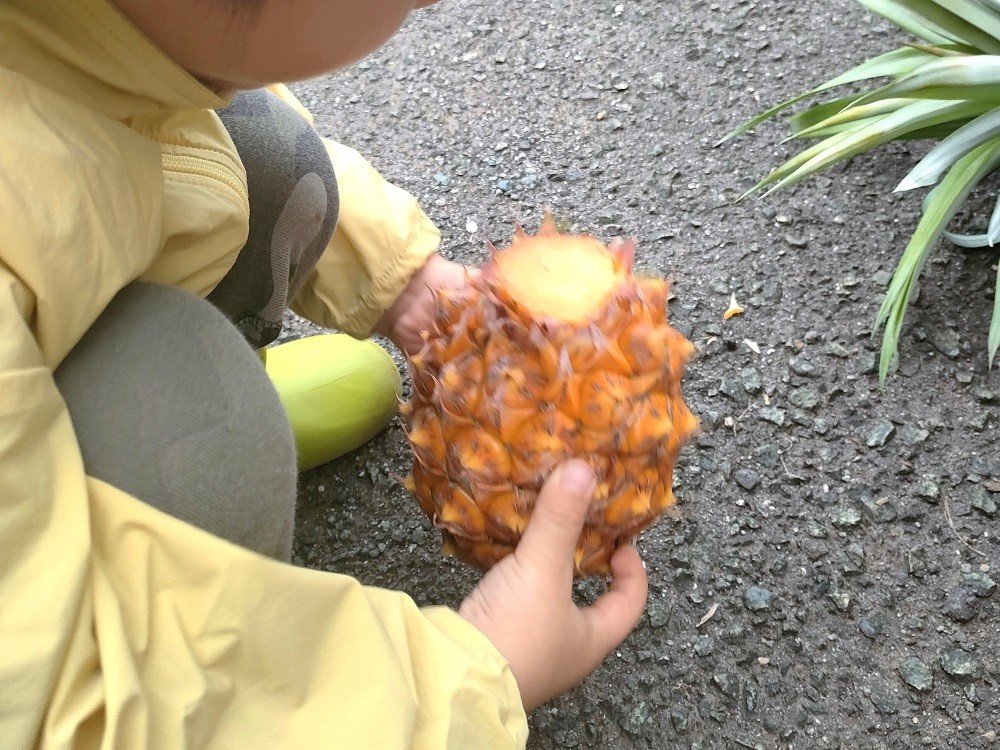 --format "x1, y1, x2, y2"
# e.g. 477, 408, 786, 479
282, 1, 999, 747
